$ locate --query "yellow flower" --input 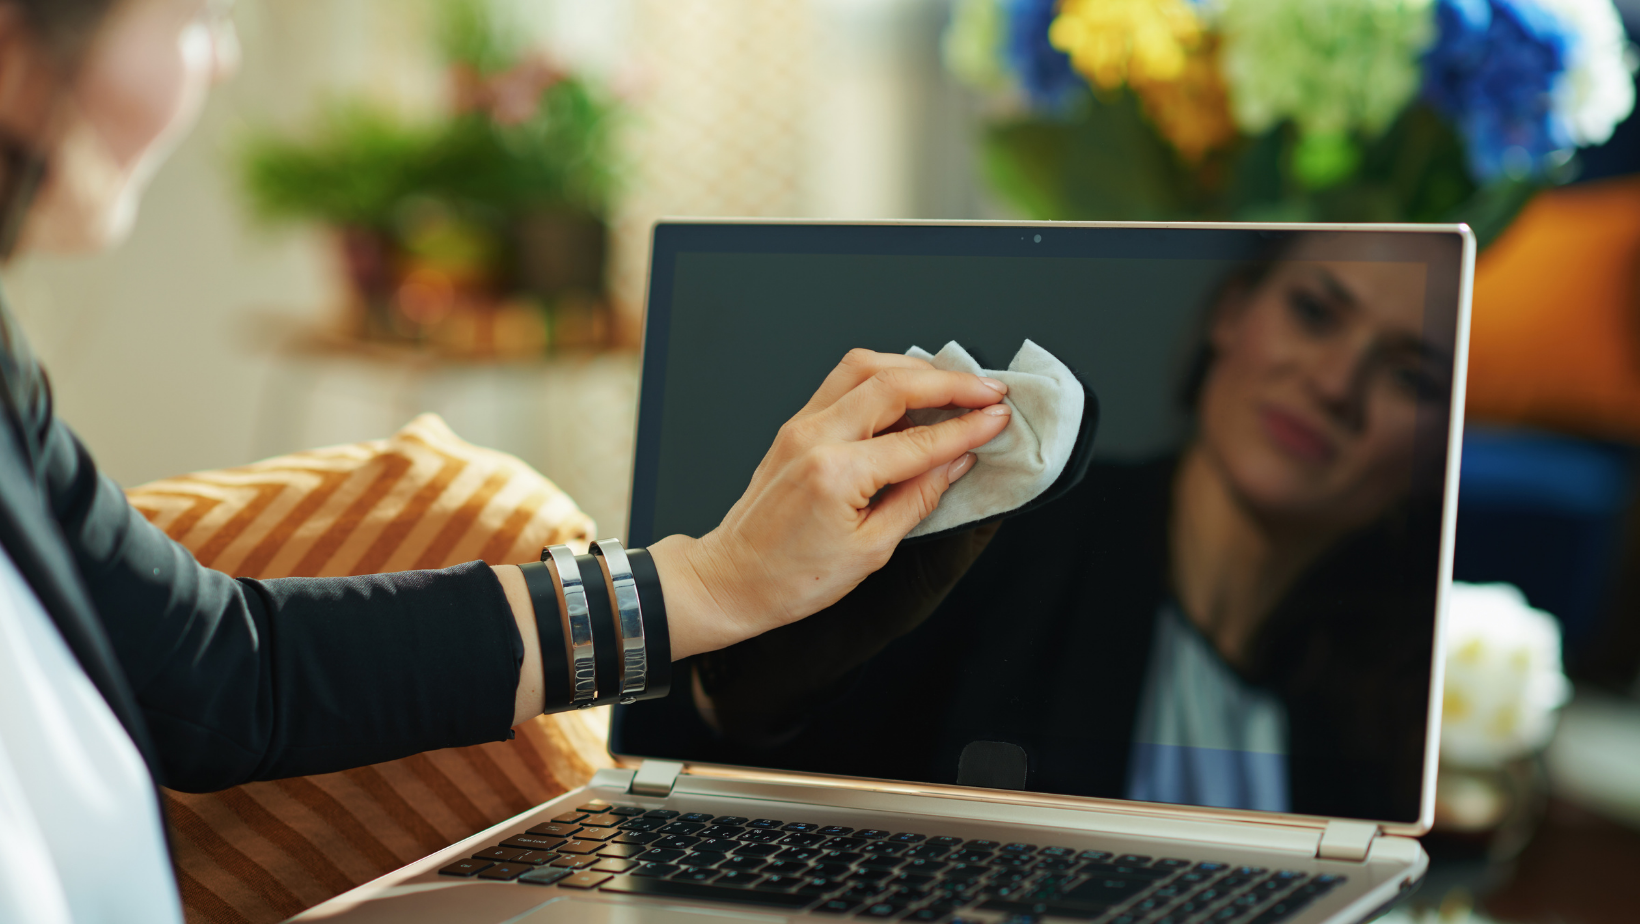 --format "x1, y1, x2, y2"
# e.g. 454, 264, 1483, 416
1049, 0, 1205, 91
1132, 37, 1238, 162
